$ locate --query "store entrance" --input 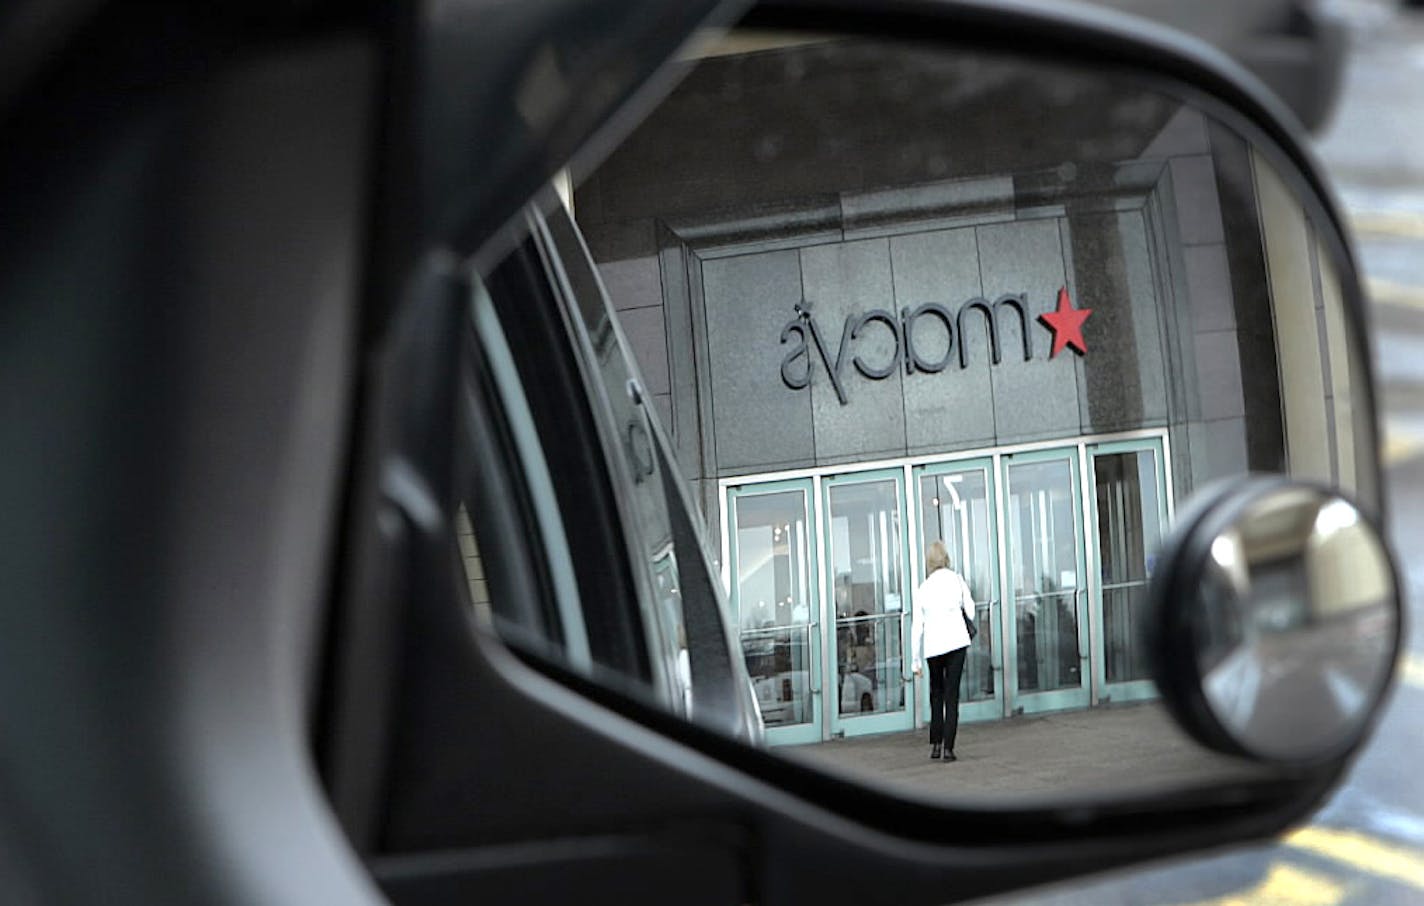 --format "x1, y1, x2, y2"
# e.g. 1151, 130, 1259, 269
913, 458, 1002, 723
911, 448, 1090, 720
823, 469, 914, 738
725, 434, 1169, 744
999, 448, 1091, 715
